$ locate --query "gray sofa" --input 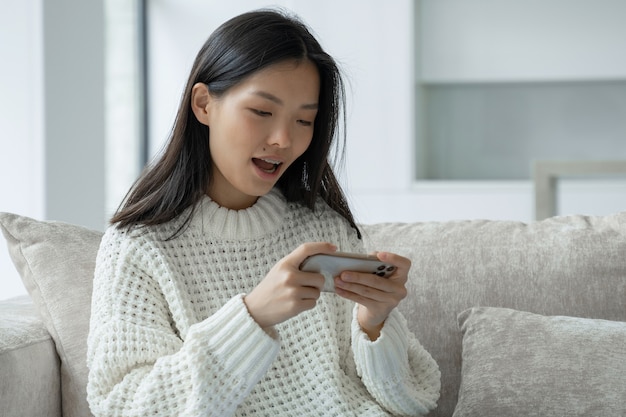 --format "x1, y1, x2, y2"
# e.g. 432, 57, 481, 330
1, 211, 625, 417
